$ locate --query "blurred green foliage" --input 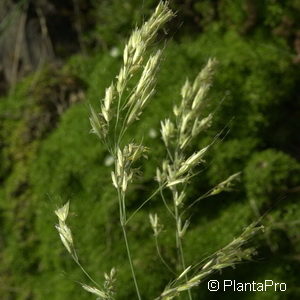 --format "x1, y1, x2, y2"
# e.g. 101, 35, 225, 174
245, 150, 300, 207
0, 0, 300, 299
